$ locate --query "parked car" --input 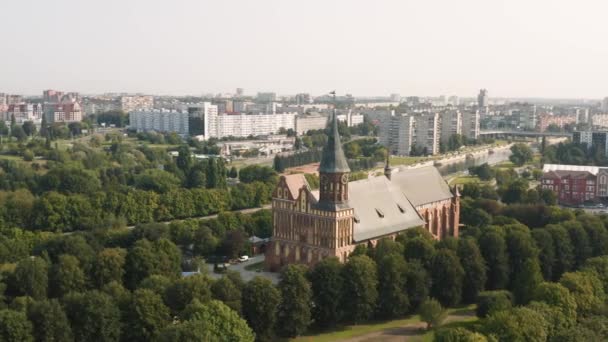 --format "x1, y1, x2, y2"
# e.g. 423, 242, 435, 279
238, 255, 249, 262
